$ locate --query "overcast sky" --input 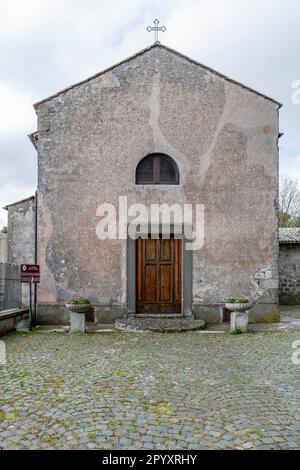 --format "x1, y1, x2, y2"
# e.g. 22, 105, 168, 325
0, 0, 299, 228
